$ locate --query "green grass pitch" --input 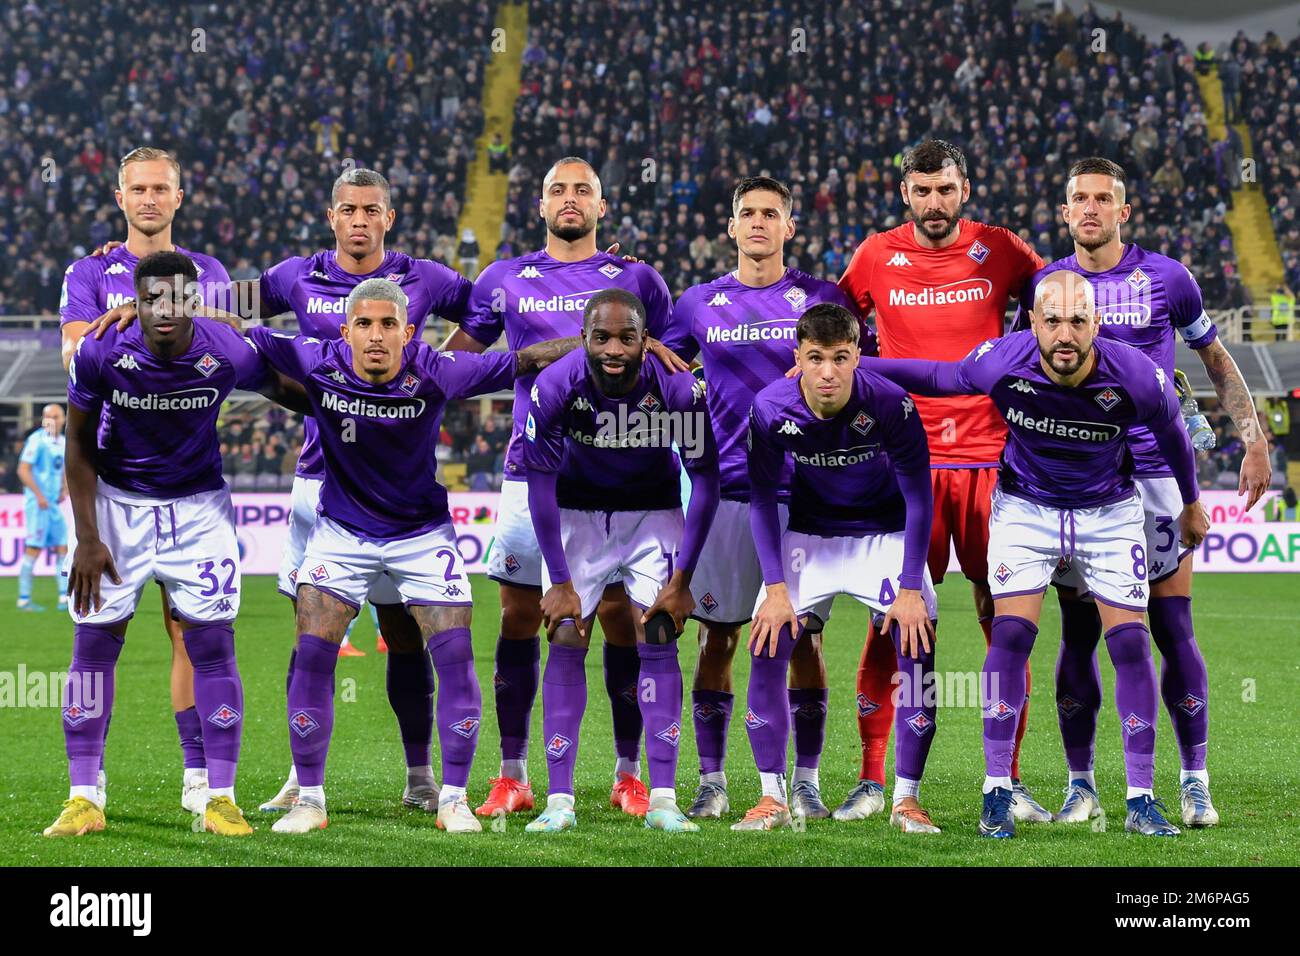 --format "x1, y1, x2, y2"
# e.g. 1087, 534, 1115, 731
1, 573, 1295, 866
